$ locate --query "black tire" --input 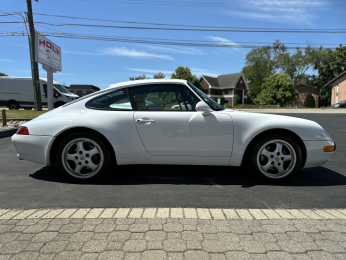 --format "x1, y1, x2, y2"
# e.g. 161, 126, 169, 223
56, 132, 113, 182
8, 101, 19, 110
248, 134, 303, 183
